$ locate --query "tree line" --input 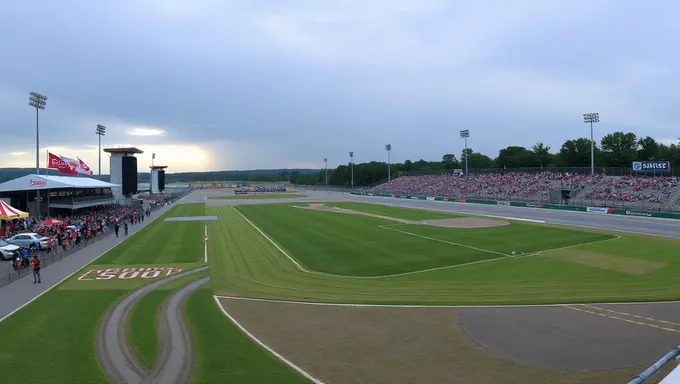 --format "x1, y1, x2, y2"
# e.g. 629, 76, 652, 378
289, 132, 680, 186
